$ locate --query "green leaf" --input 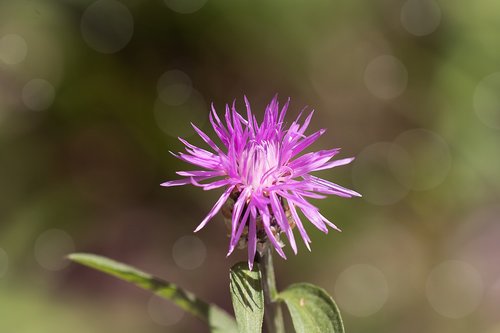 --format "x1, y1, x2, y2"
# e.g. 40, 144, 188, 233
229, 262, 264, 333
68, 253, 237, 333
277, 283, 345, 333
